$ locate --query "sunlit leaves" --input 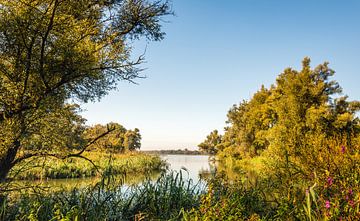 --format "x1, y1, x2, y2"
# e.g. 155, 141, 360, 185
204, 58, 360, 219
83, 123, 141, 153
0, 0, 171, 180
